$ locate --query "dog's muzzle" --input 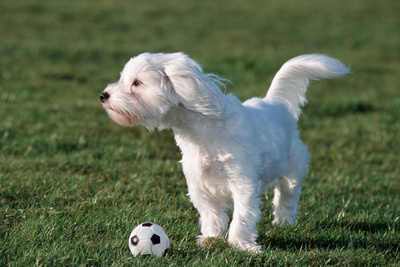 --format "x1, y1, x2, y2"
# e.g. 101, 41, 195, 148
100, 92, 110, 103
